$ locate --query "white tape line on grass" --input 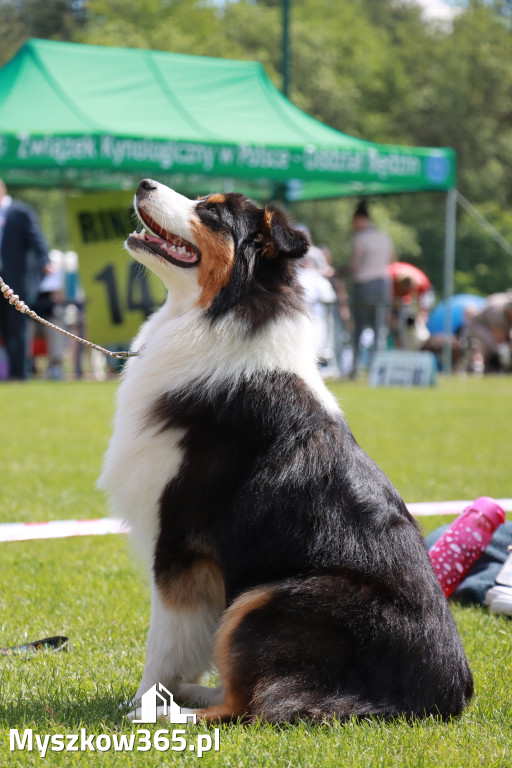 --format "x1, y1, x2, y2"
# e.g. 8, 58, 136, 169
0, 518, 131, 542
0, 499, 511, 543
408, 499, 512, 517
